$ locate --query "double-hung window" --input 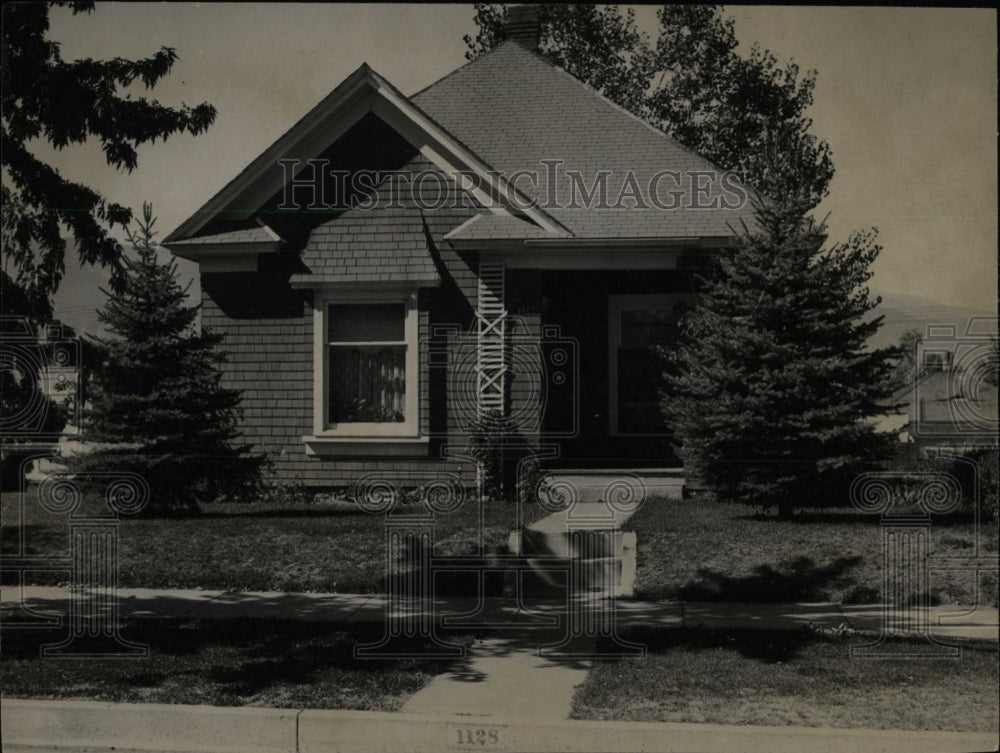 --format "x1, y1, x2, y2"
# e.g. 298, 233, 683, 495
309, 291, 421, 447
328, 303, 407, 425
